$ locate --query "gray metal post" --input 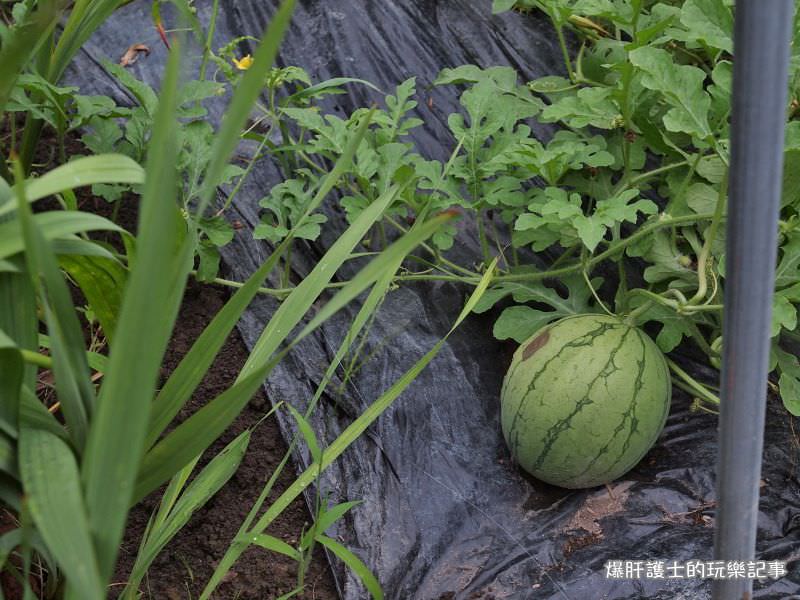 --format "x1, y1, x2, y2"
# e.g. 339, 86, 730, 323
712, 2, 794, 599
